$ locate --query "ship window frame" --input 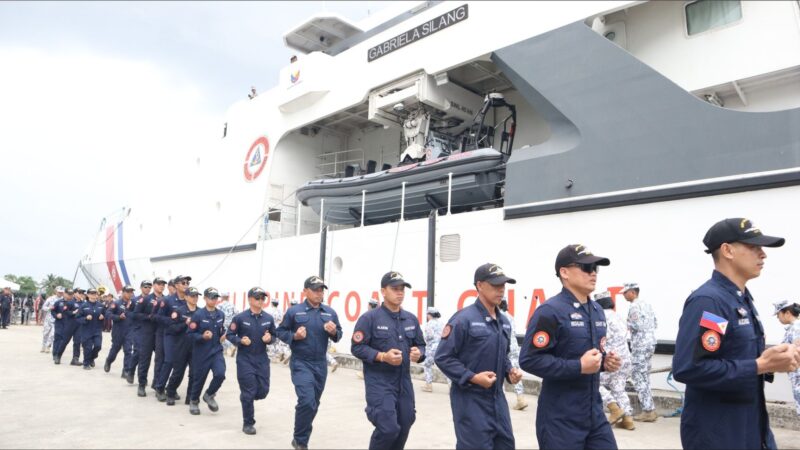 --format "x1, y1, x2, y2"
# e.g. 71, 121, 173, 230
683, 0, 743, 38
